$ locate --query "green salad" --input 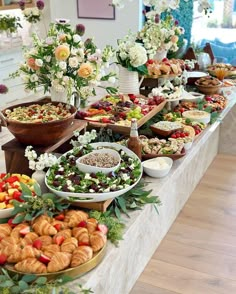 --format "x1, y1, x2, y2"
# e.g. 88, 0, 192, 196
46, 145, 142, 194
